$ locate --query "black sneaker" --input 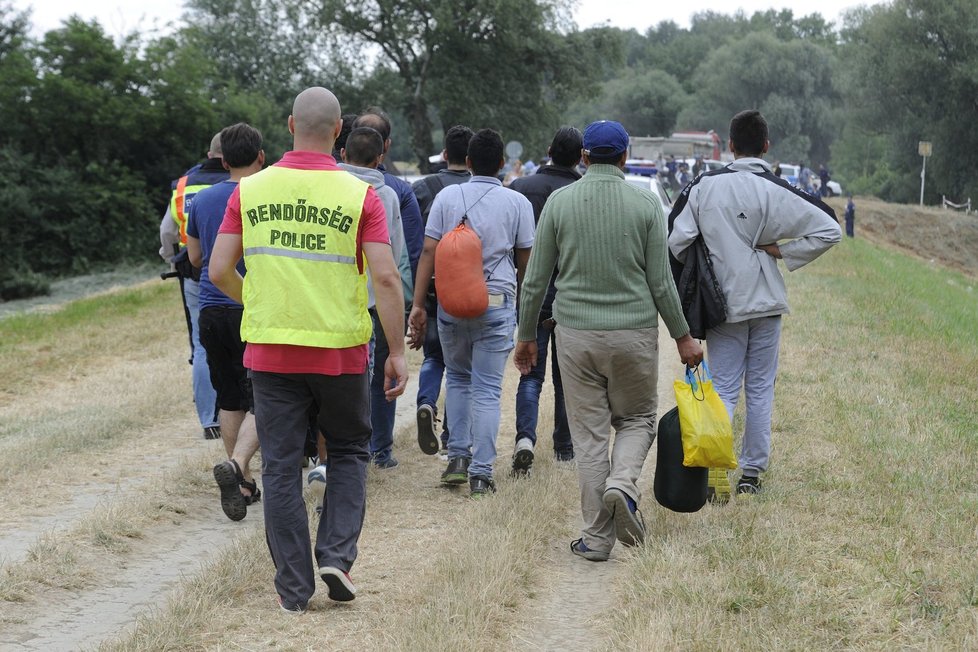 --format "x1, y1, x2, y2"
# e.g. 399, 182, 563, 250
440, 457, 470, 485
203, 426, 221, 440
737, 475, 762, 495
319, 566, 356, 601
416, 404, 440, 455
469, 475, 496, 497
